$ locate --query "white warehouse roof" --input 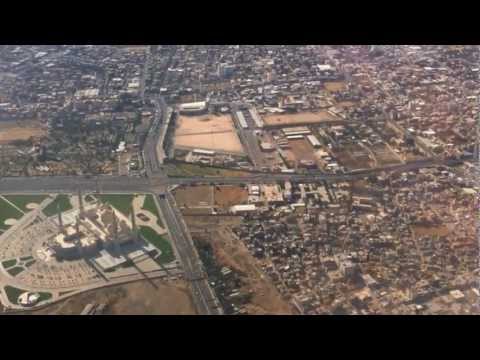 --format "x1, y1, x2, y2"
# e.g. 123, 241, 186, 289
230, 204, 256, 213
180, 101, 207, 110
